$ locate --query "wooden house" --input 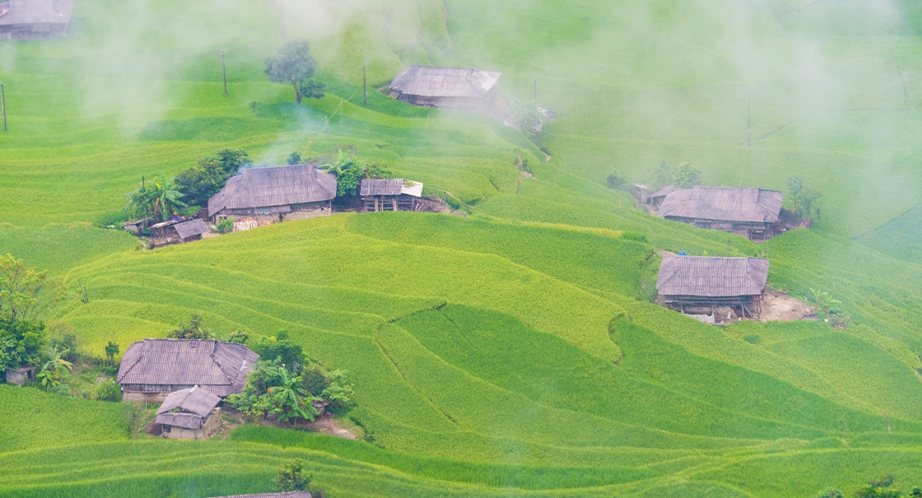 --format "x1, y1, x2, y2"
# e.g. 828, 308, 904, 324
657, 186, 783, 240
359, 178, 423, 212
389, 66, 501, 111
0, 0, 72, 40
117, 339, 259, 402
656, 256, 769, 318
4, 366, 35, 385
154, 386, 222, 440
207, 164, 336, 223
